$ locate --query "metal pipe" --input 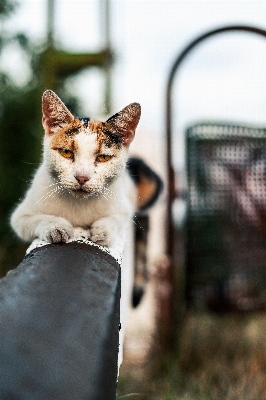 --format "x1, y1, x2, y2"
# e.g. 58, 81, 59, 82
102, 0, 112, 114
47, 0, 55, 47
